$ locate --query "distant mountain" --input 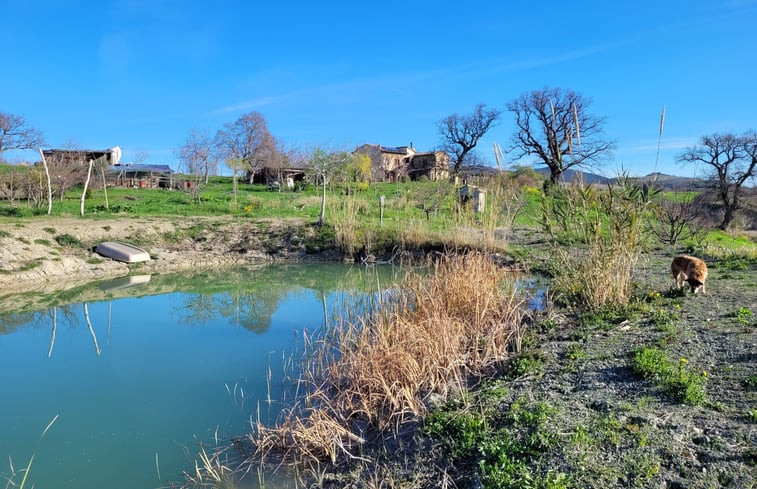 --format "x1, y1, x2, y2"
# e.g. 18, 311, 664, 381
533, 167, 610, 185
619, 172, 709, 190
533, 167, 708, 190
